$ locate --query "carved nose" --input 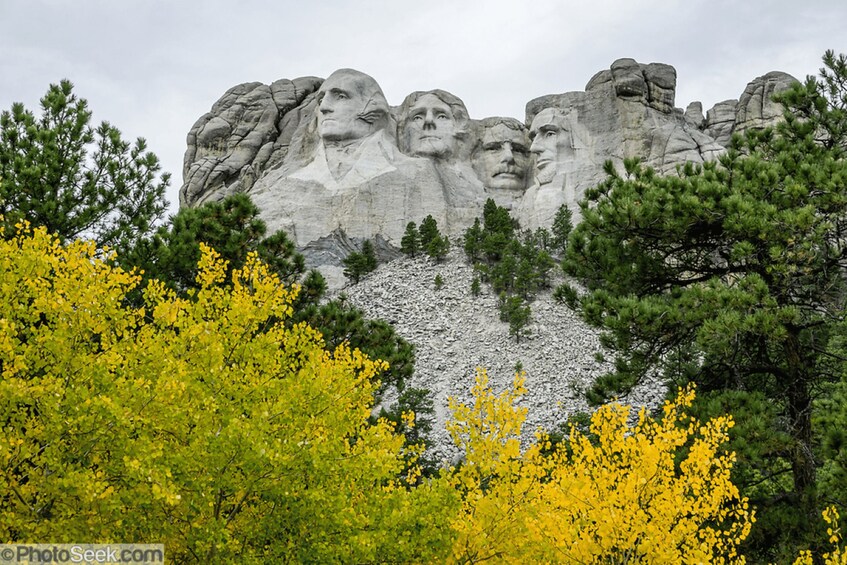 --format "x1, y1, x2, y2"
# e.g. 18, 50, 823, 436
501, 144, 515, 163
530, 137, 542, 154
423, 110, 436, 129
319, 97, 333, 113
